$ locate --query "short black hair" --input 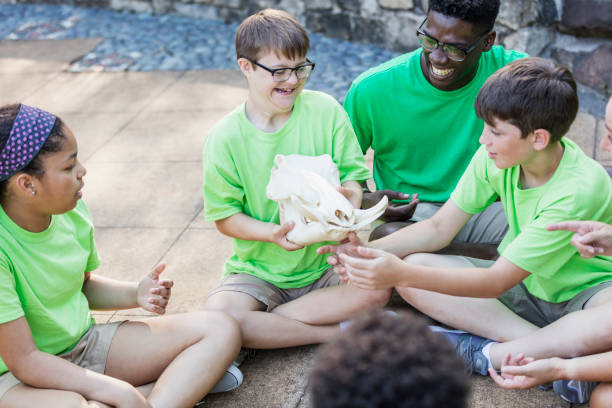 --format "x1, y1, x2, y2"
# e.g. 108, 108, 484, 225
475, 57, 578, 142
429, 0, 500, 33
309, 311, 470, 408
0, 104, 67, 202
